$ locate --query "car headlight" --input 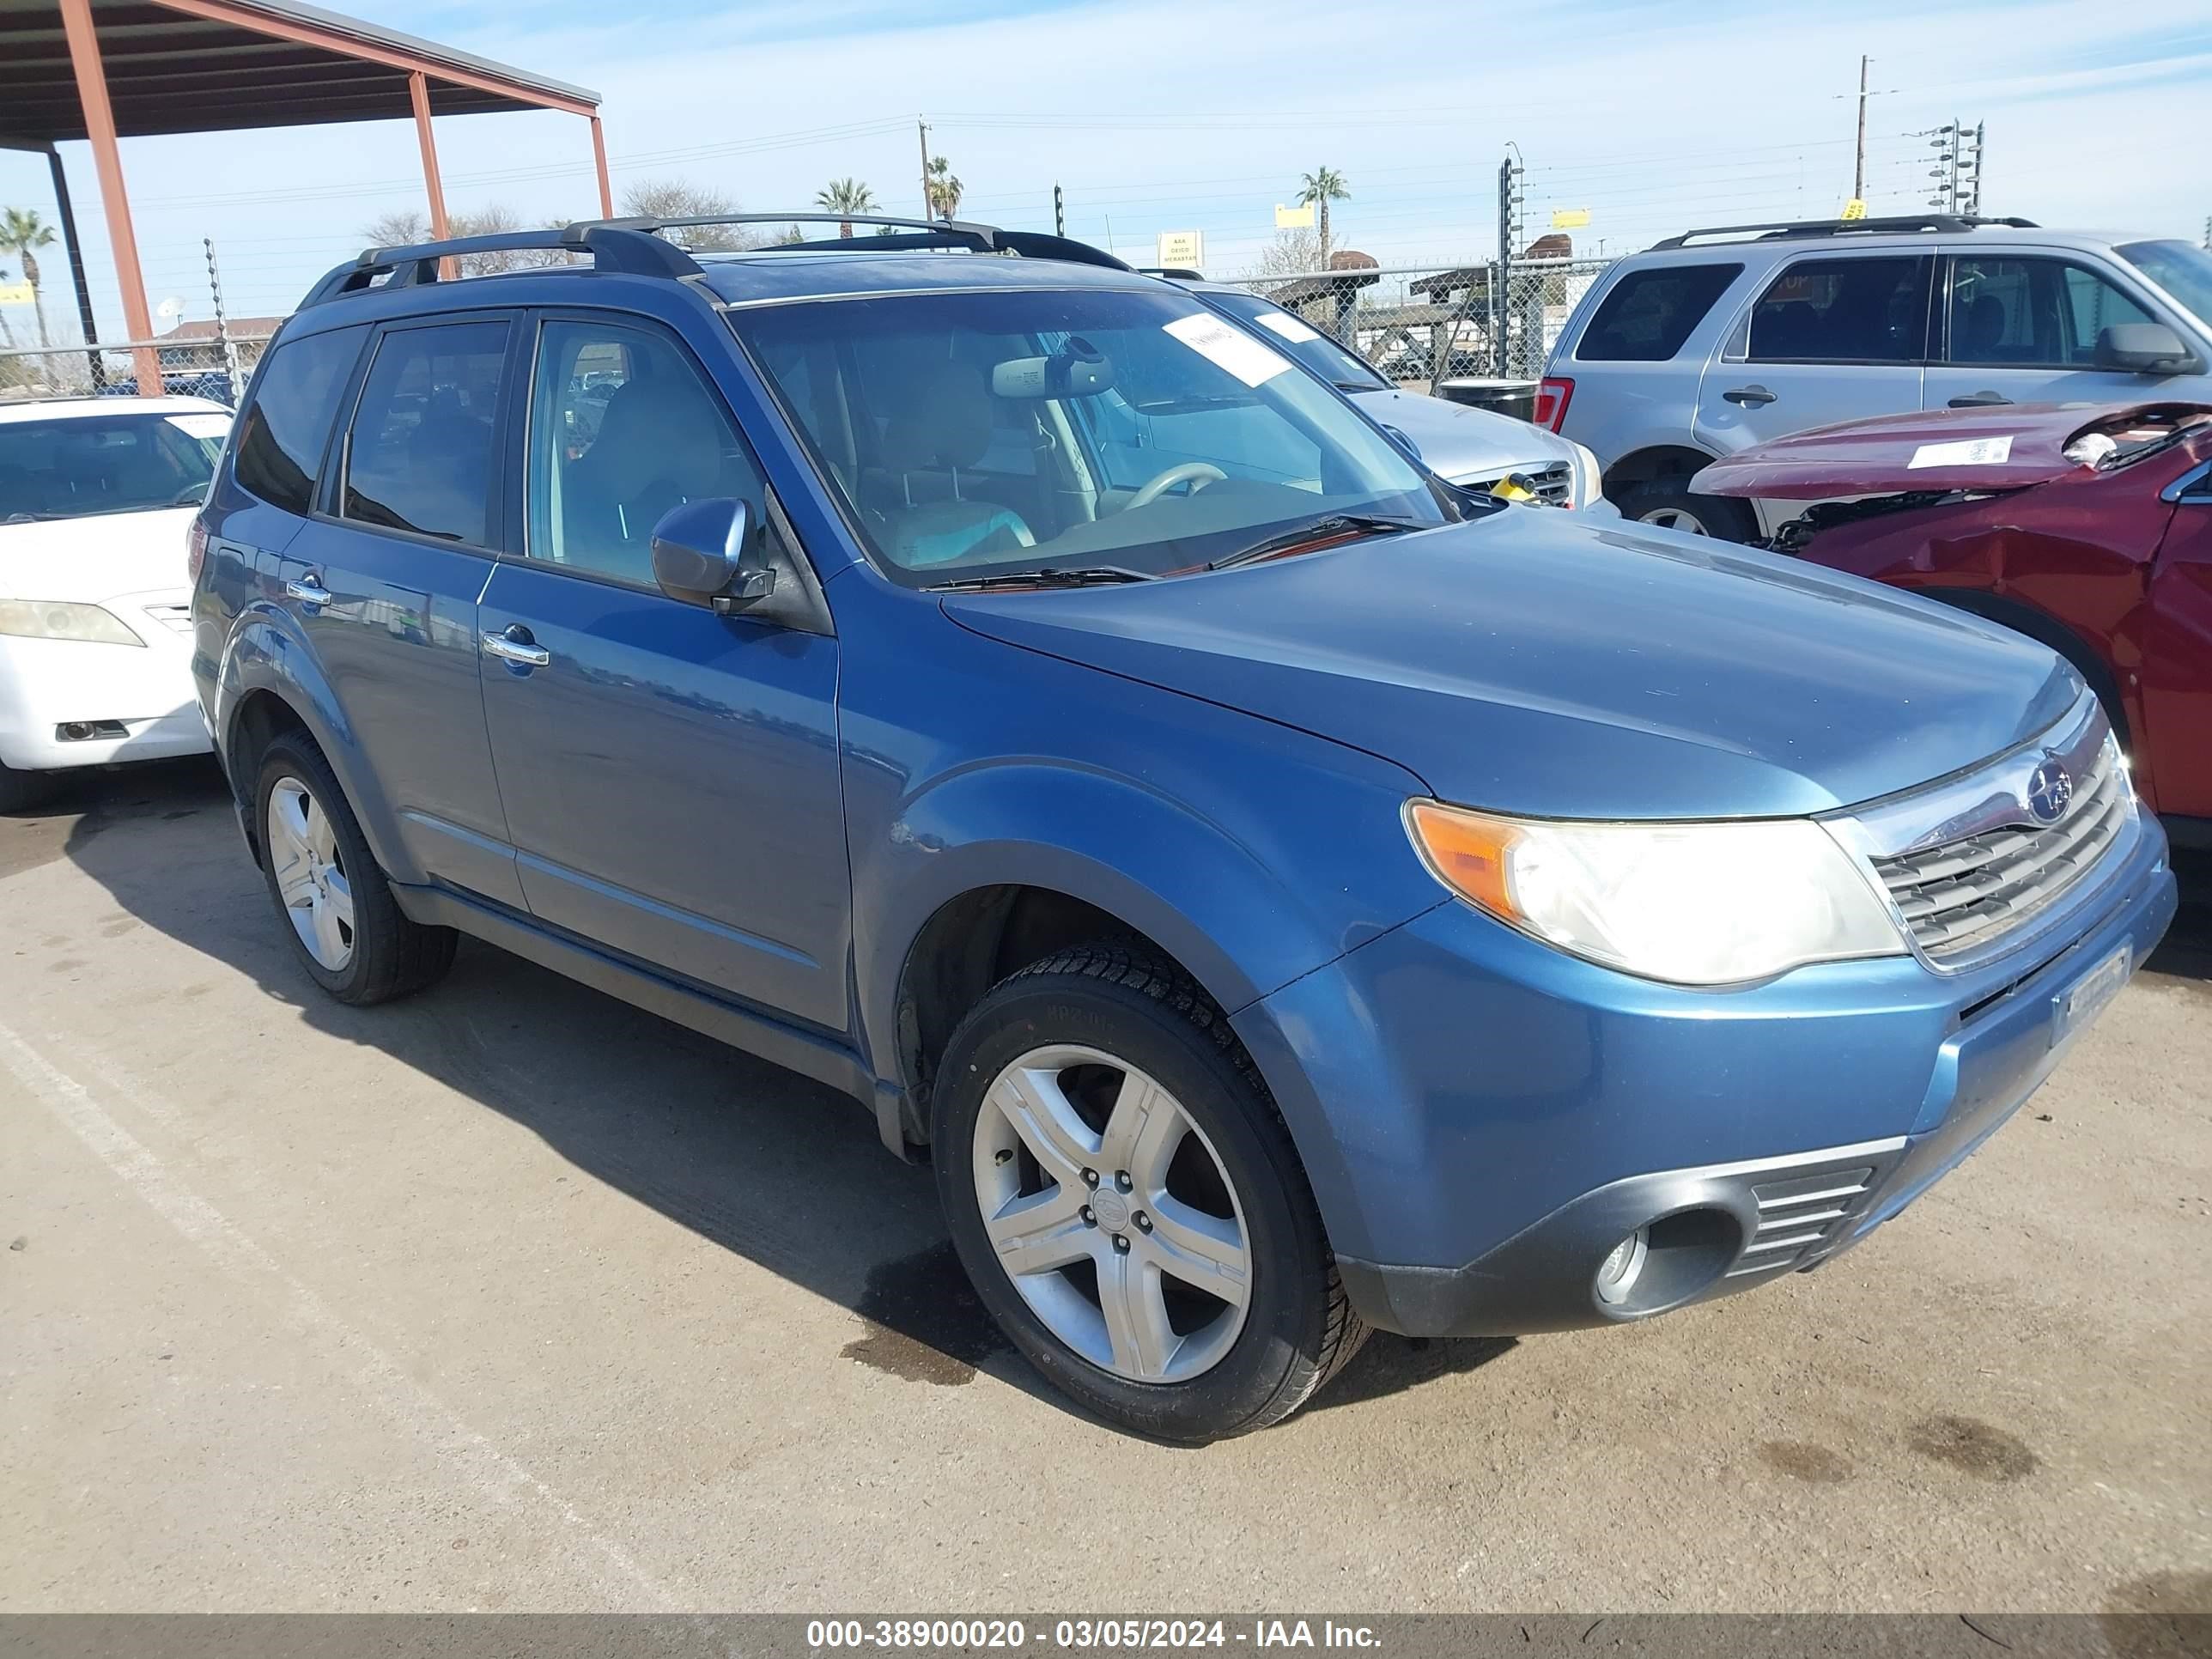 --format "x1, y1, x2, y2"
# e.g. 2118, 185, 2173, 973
1566, 440, 1604, 511
1404, 800, 1904, 985
0, 600, 144, 647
